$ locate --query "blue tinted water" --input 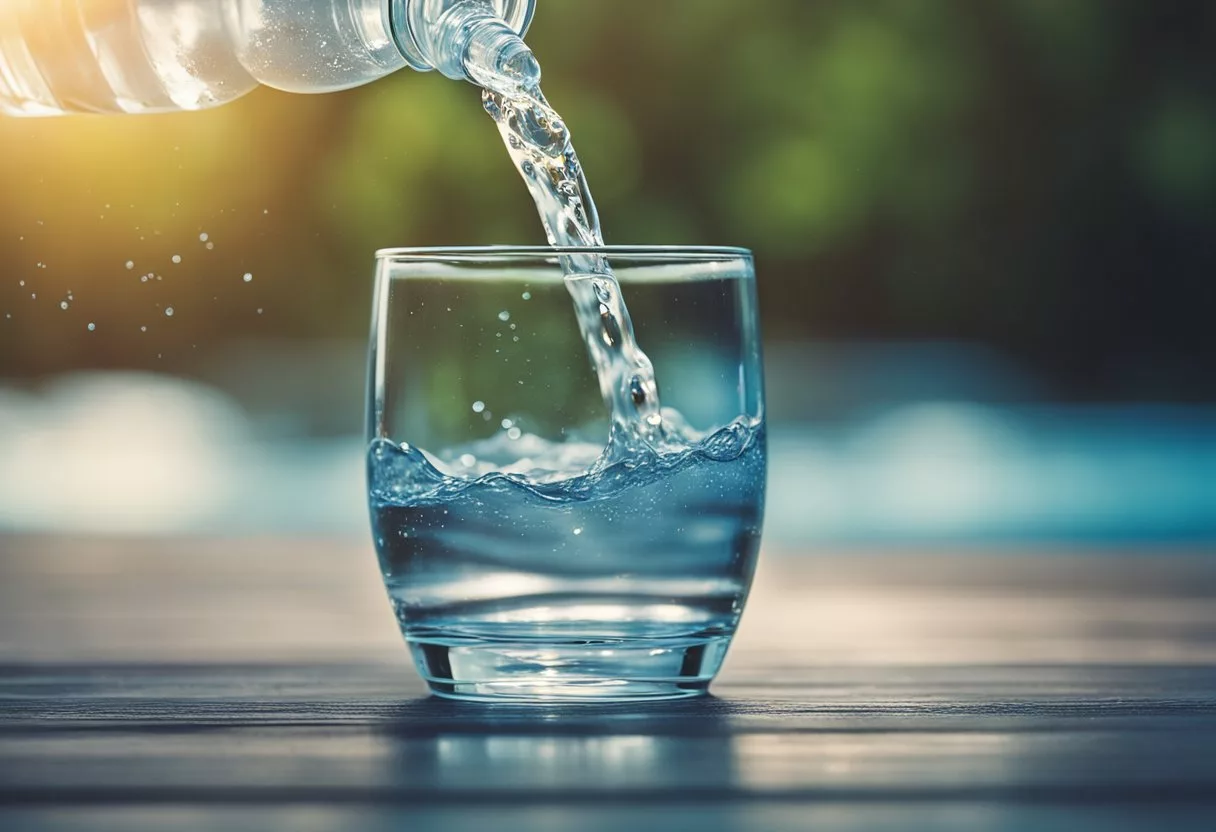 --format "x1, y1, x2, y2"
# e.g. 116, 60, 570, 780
368, 419, 766, 647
